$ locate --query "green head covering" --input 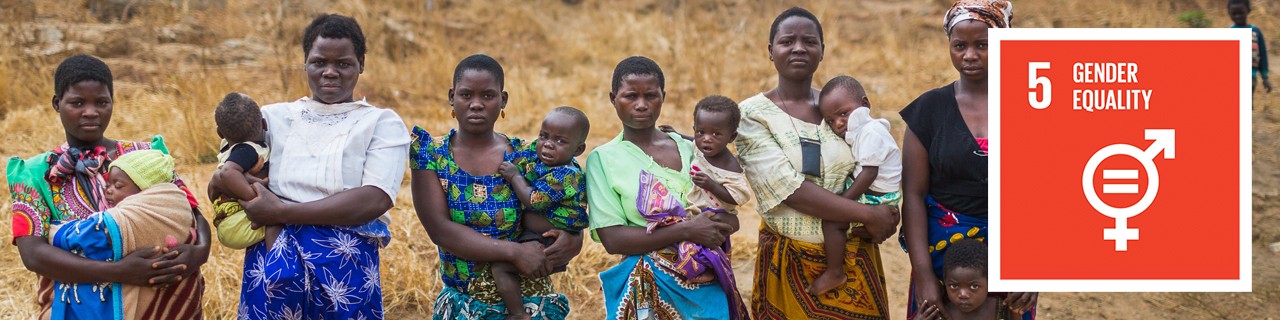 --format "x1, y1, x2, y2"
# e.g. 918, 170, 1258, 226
109, 150, 175, 190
